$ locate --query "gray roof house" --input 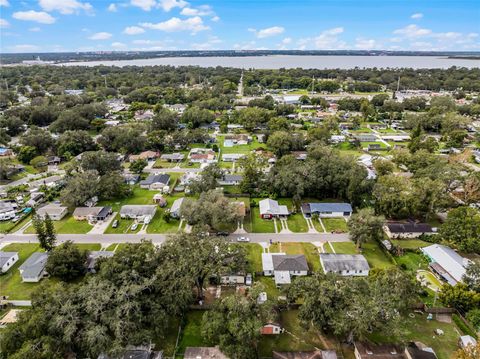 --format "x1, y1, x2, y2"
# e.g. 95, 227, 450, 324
119, 205, 157, 223
0, 252, 19, 273
262, 253, 309, 285
421, 244, 471, 285
302, 203, 352, 217
36, 202, 68, 220
139, 174, 170, 190
320, 254, 370, 276
19, 252, 48, 282
160, 153, 185, 162
259, 199, 289, 219
170, 197, 185, 218
86, 251, 115, 273
218, 174, 243, 186
29, 175, 64, 190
